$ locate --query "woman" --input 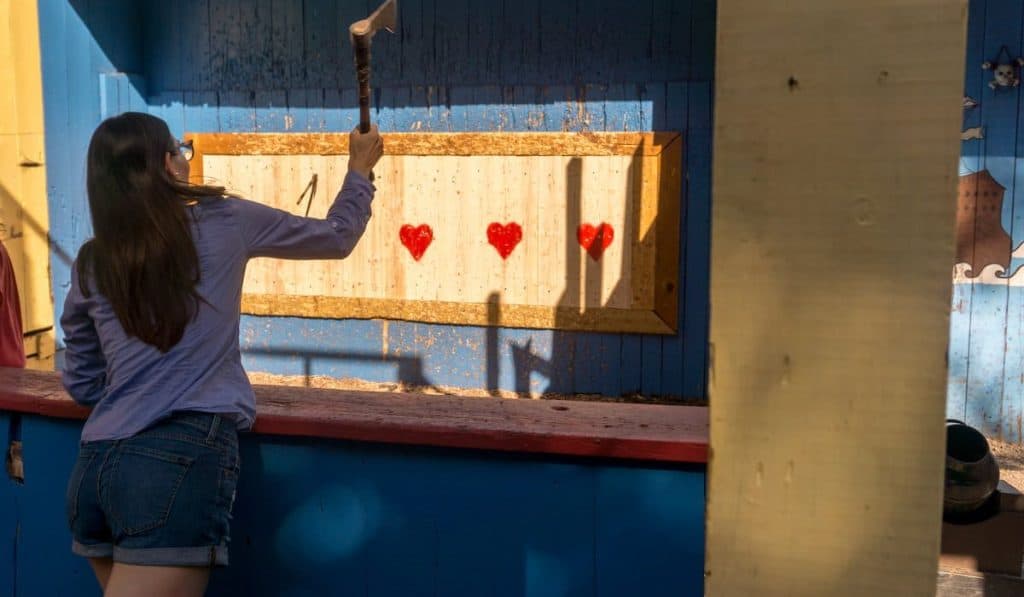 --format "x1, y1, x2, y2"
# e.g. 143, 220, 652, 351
61, 112, 382, 596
